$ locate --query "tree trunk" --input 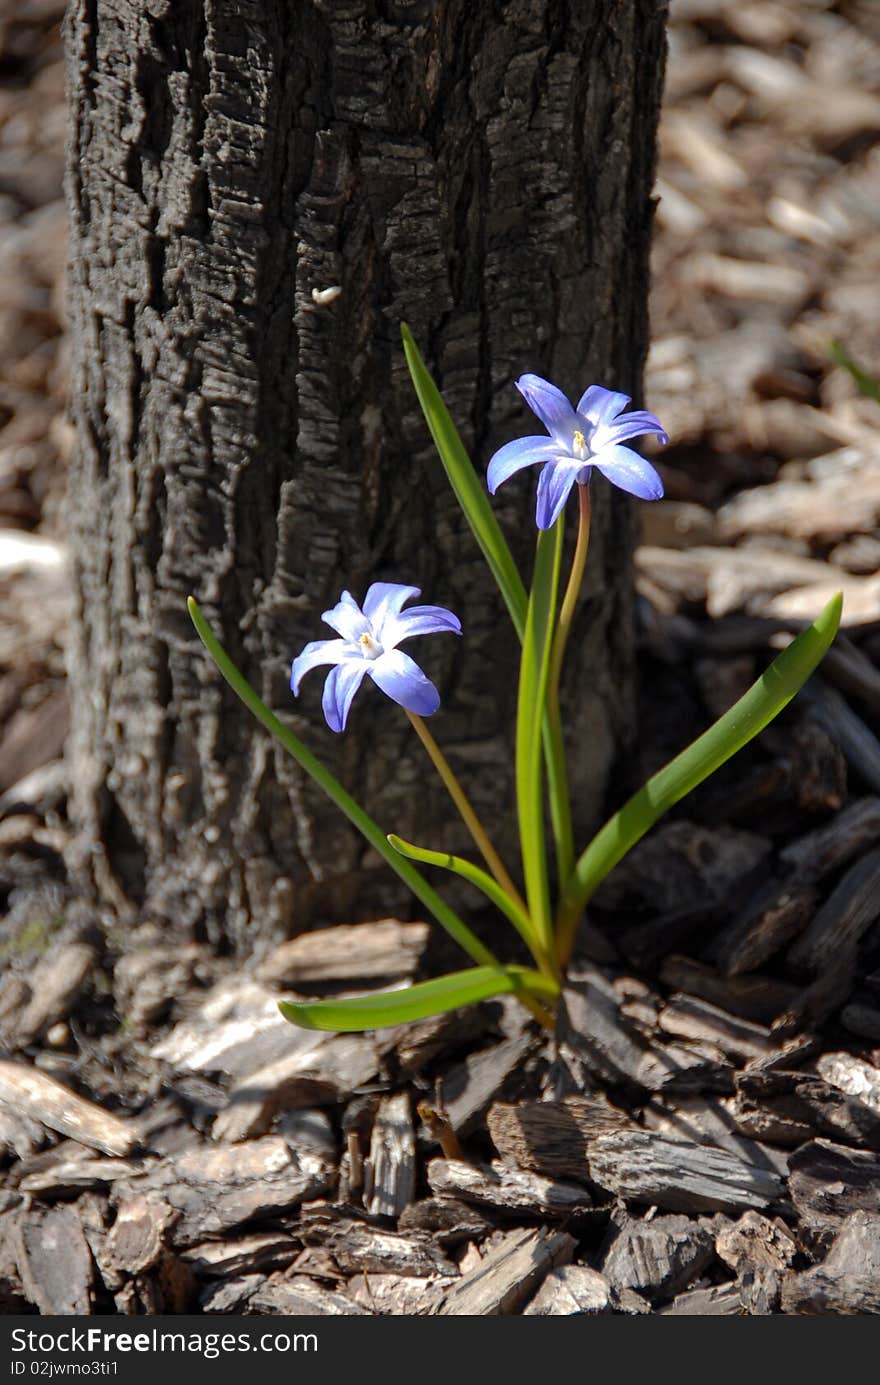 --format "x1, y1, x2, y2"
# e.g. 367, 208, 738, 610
63, 0, 667, 950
